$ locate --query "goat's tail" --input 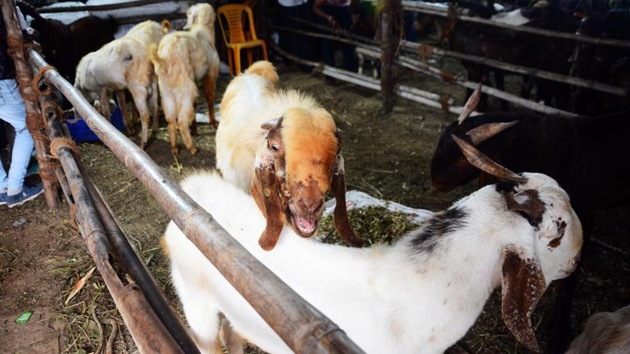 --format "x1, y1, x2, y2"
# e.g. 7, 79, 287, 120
149, 43, 161, 71
244, 60, 279, 86
153, 39, 195, 83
